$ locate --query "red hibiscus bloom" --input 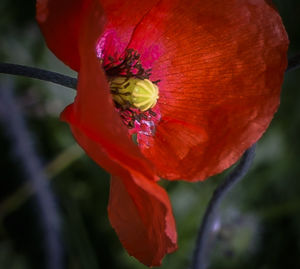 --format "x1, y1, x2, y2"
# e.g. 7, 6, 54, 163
36, 0, 288, 266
